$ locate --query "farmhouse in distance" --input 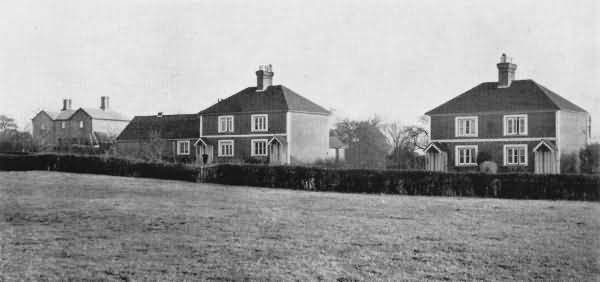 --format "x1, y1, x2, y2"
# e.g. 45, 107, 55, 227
424, 54, 591, 174
32, 97, 130, 150
116, 65, 331, 165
